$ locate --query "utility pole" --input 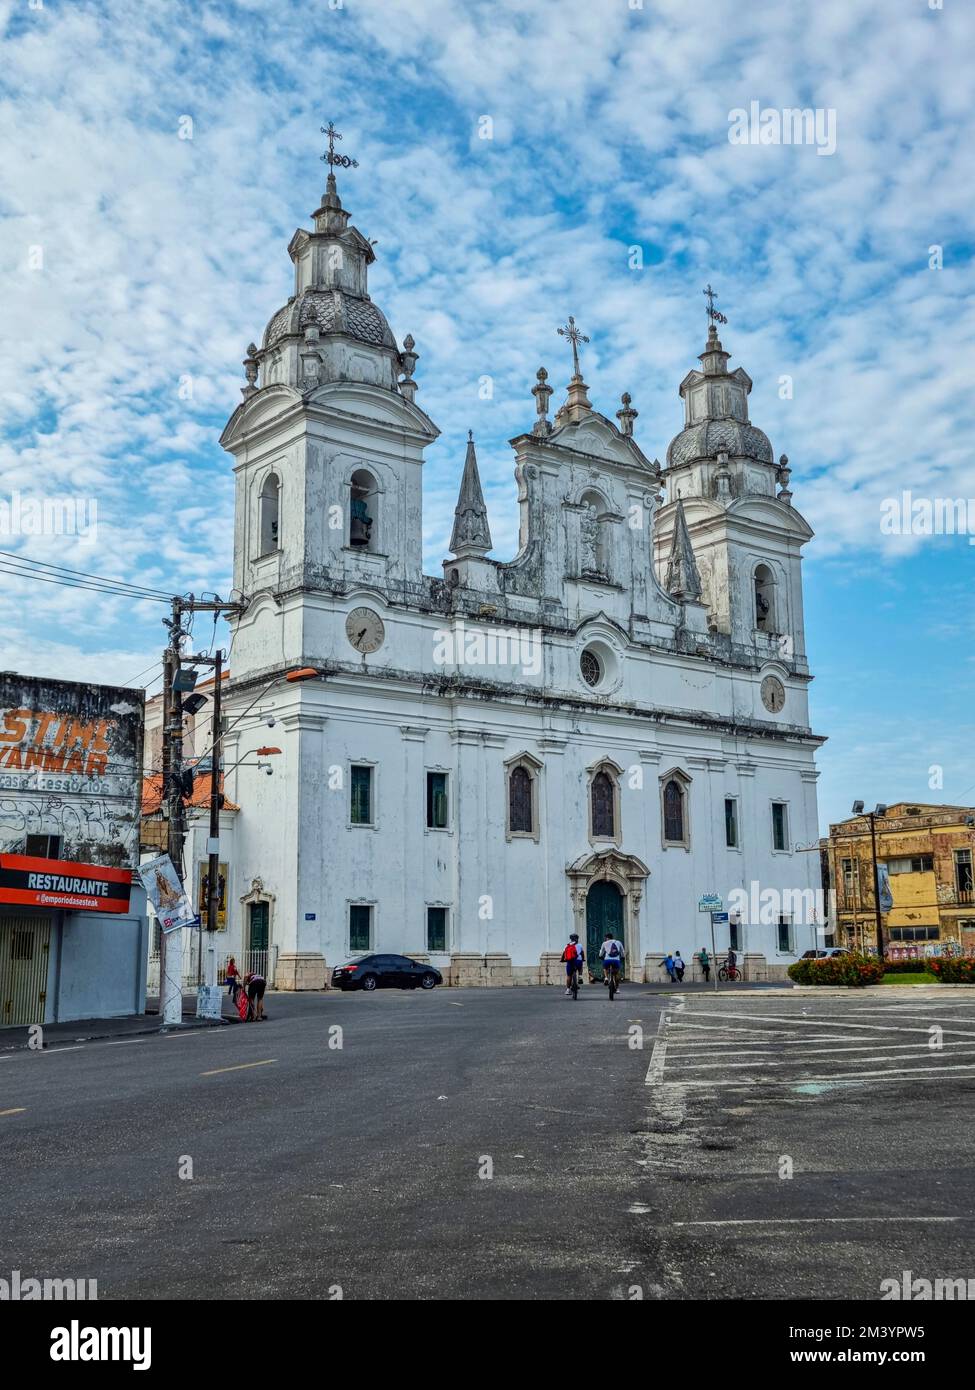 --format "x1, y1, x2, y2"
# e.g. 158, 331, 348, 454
160, 597, 187, 1027
205, 648, 223, 994
867, 811, 885, 962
